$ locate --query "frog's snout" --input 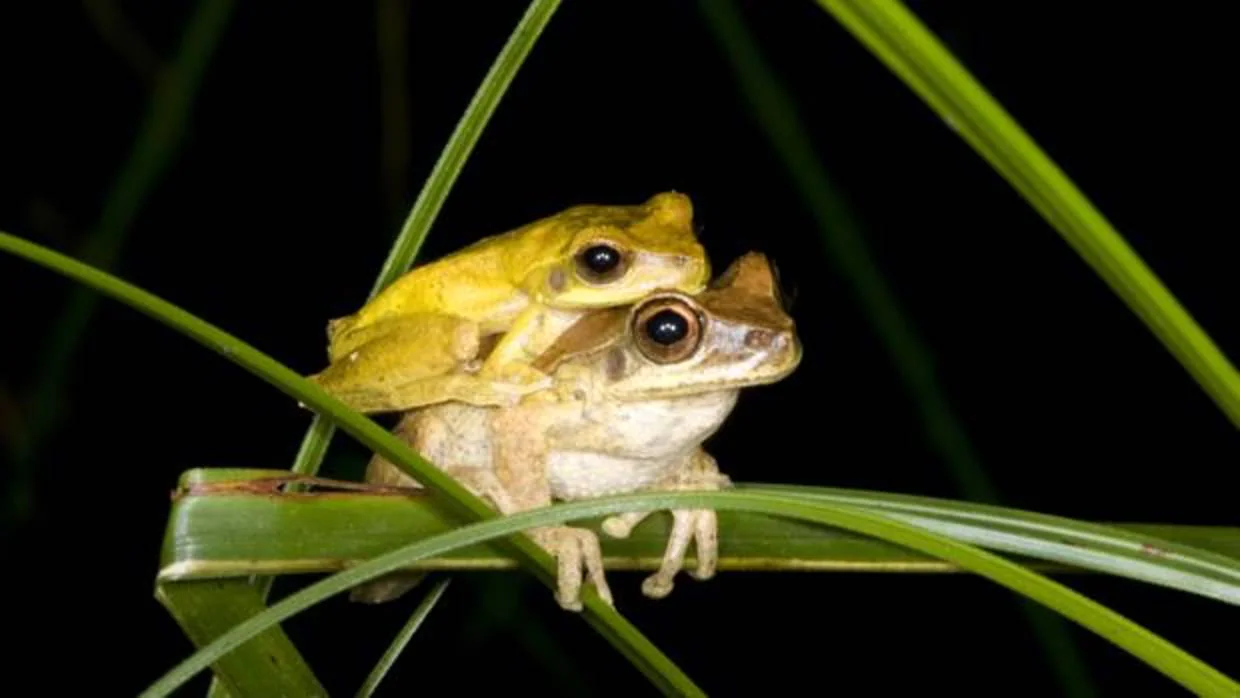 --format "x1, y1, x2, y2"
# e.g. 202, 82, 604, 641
763, 325, 803, 376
